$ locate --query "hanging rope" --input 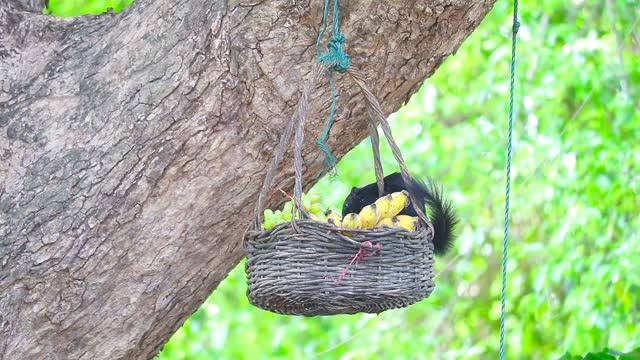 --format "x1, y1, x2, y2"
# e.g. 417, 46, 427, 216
500, 1, 519, 359
315, 0, 351, 174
